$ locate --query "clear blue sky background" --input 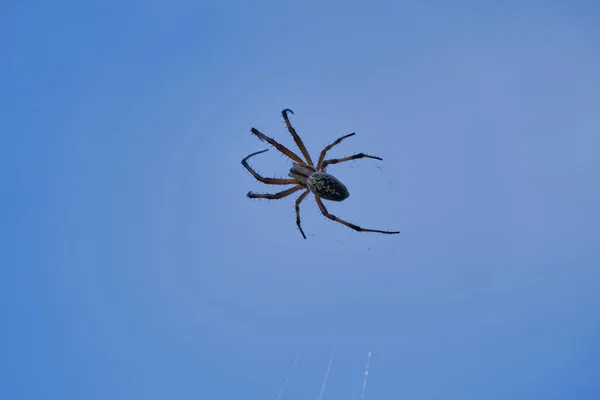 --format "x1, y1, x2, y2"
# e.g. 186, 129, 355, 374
2, 1, 600, 399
